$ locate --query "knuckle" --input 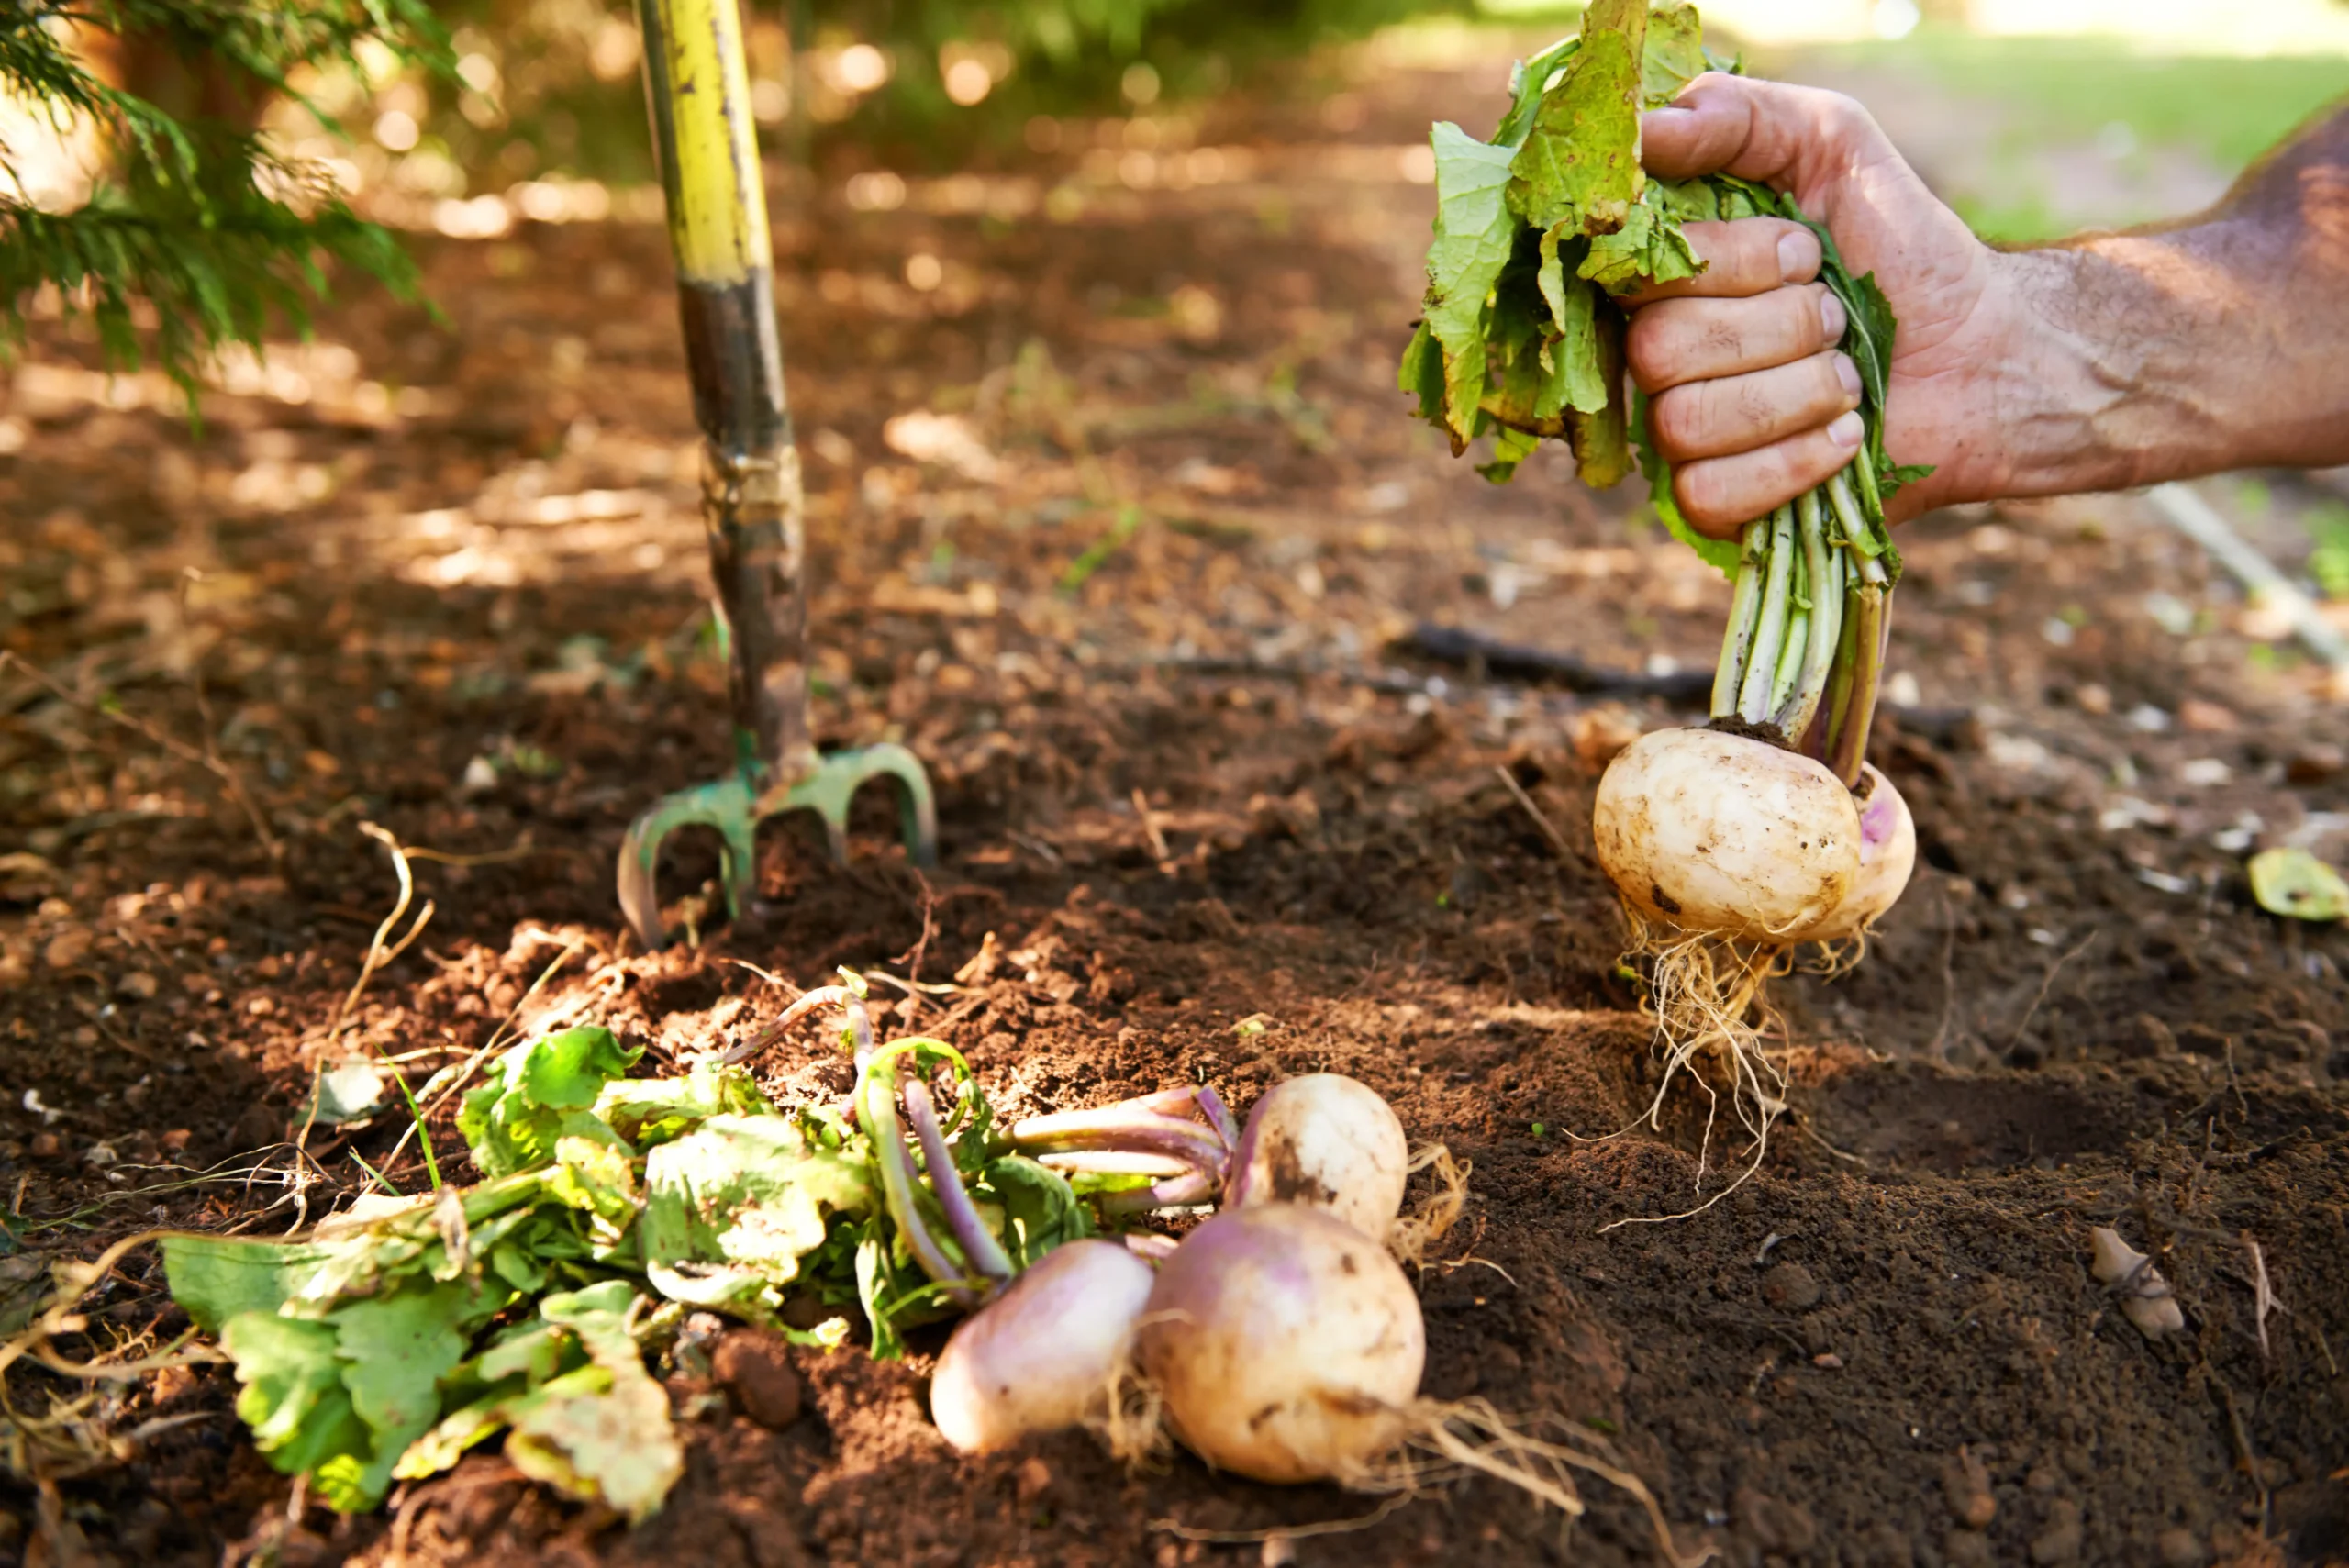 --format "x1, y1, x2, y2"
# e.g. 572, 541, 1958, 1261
1731, 379, 1778, 434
